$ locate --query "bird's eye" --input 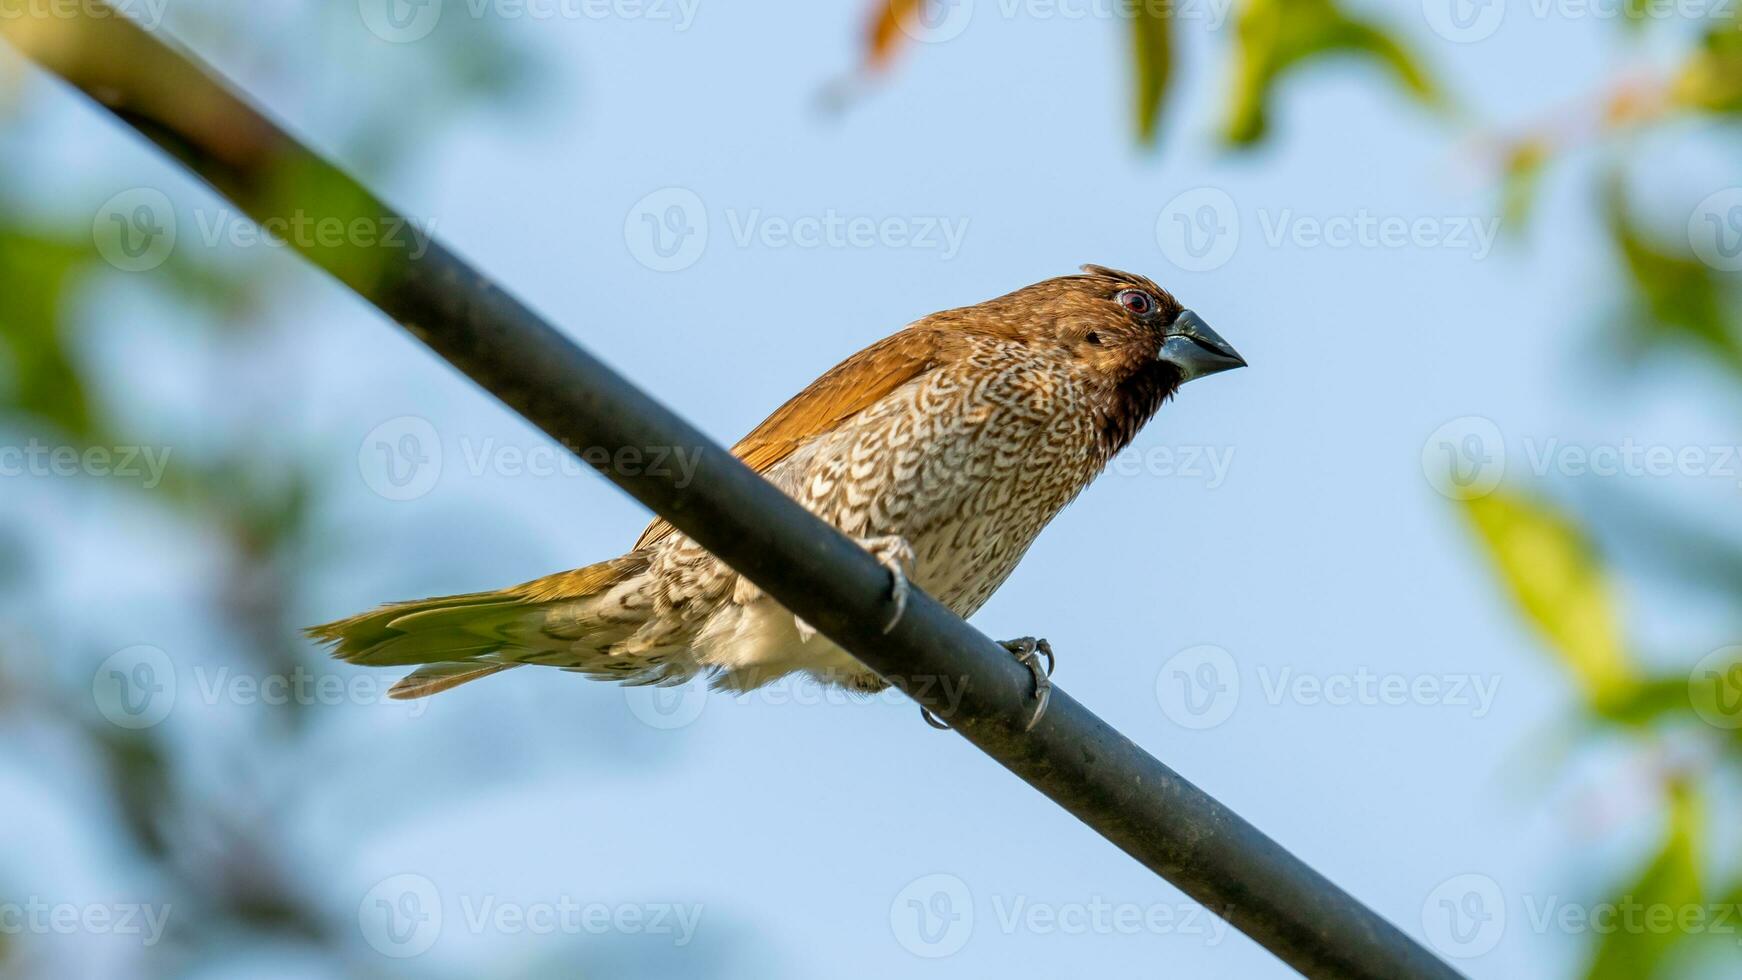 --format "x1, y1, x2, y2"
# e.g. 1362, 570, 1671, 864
1116, 289, 1156, 316
1085, 331, 1102, 346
